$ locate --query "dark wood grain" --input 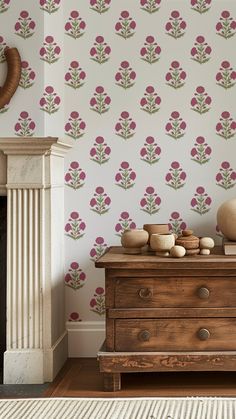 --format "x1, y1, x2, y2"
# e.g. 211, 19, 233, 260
96, 246, 236, 391
95, 246, 236, 270
98, 349, 236, 373
115, 318, 236, 351
103, 372, 121, 392
108, 308, 236, 319
114, 277, 236, 308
